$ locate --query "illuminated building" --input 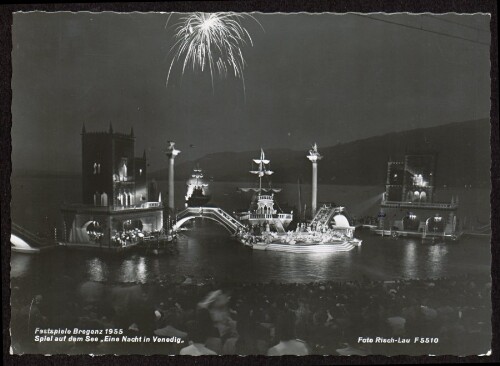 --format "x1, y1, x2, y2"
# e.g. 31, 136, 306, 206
60, 125, 163, 250
375, 154, 461, 240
